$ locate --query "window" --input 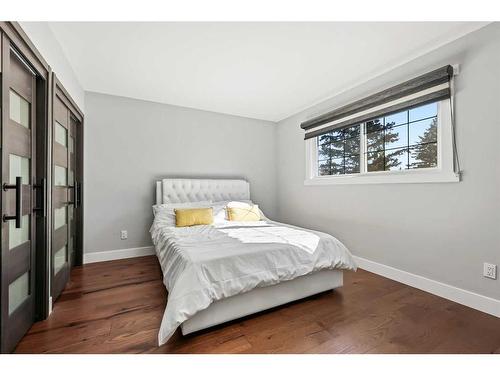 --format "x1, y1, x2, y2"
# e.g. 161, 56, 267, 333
305, 99, 458, 185
317, 124, 360, 176
365, 102, 438, 172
